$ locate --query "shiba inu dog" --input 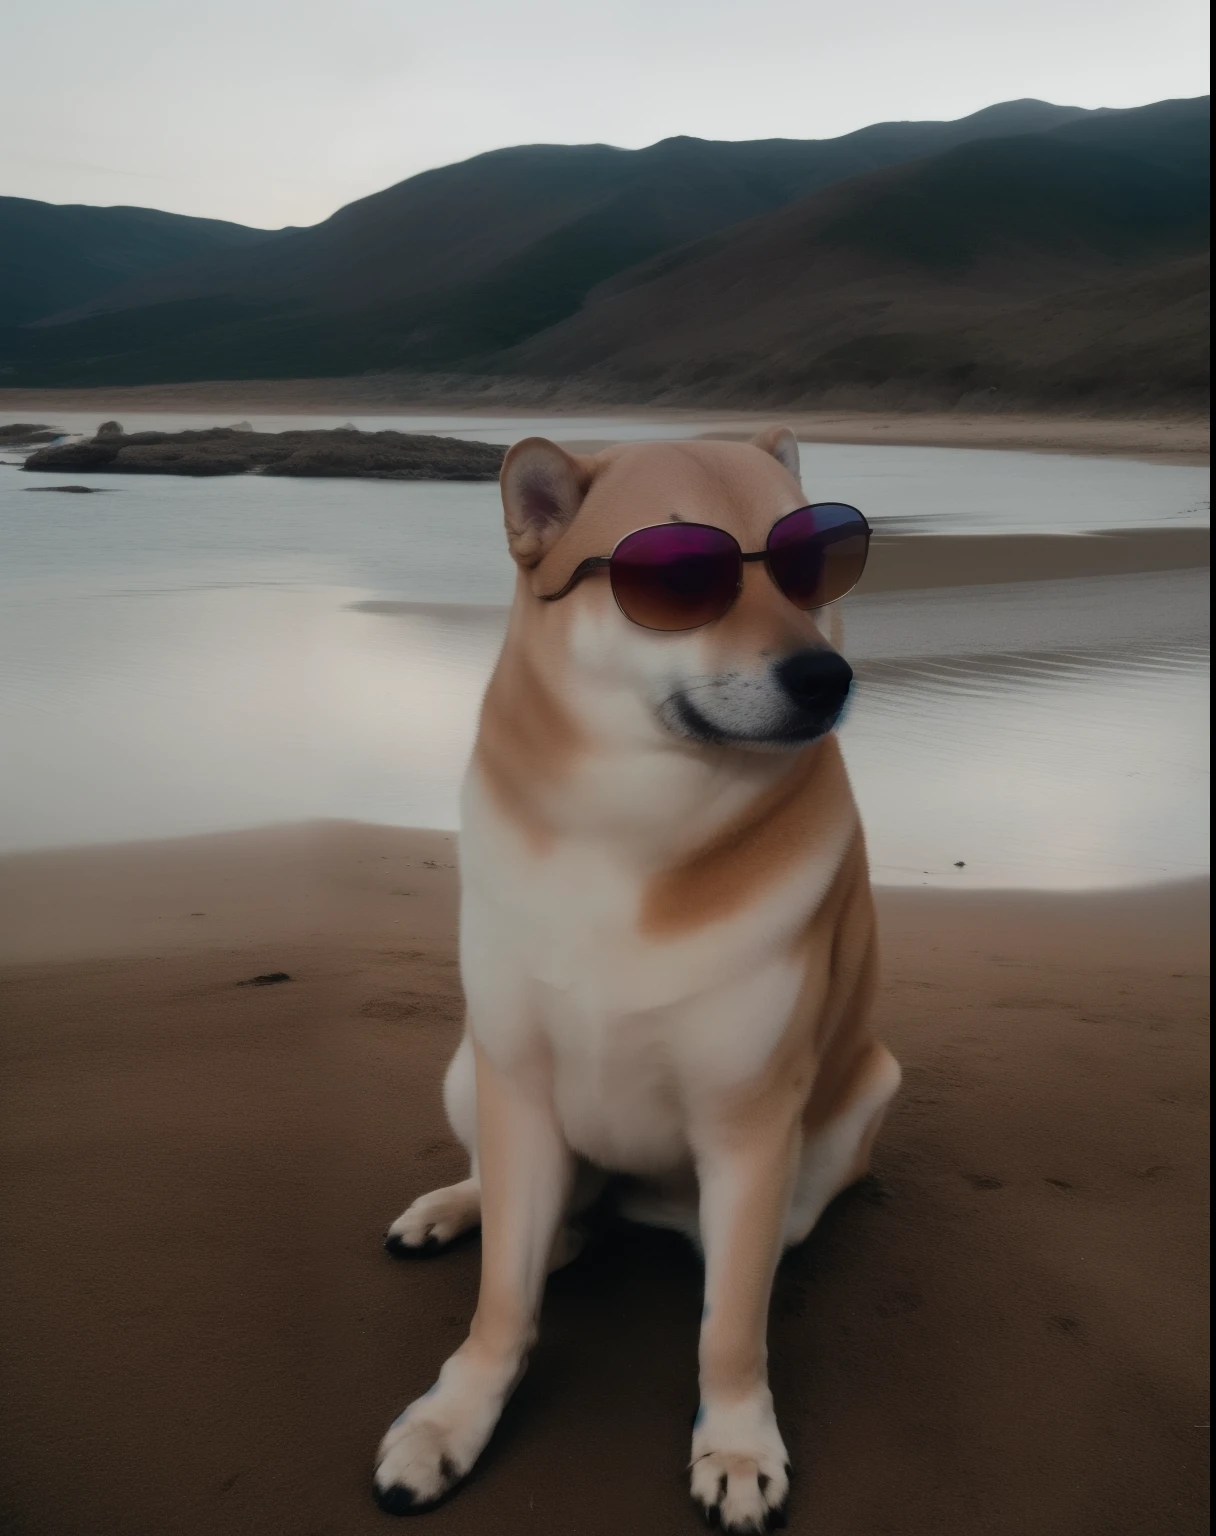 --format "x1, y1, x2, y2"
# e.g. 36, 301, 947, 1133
374, 428, 900, 1531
